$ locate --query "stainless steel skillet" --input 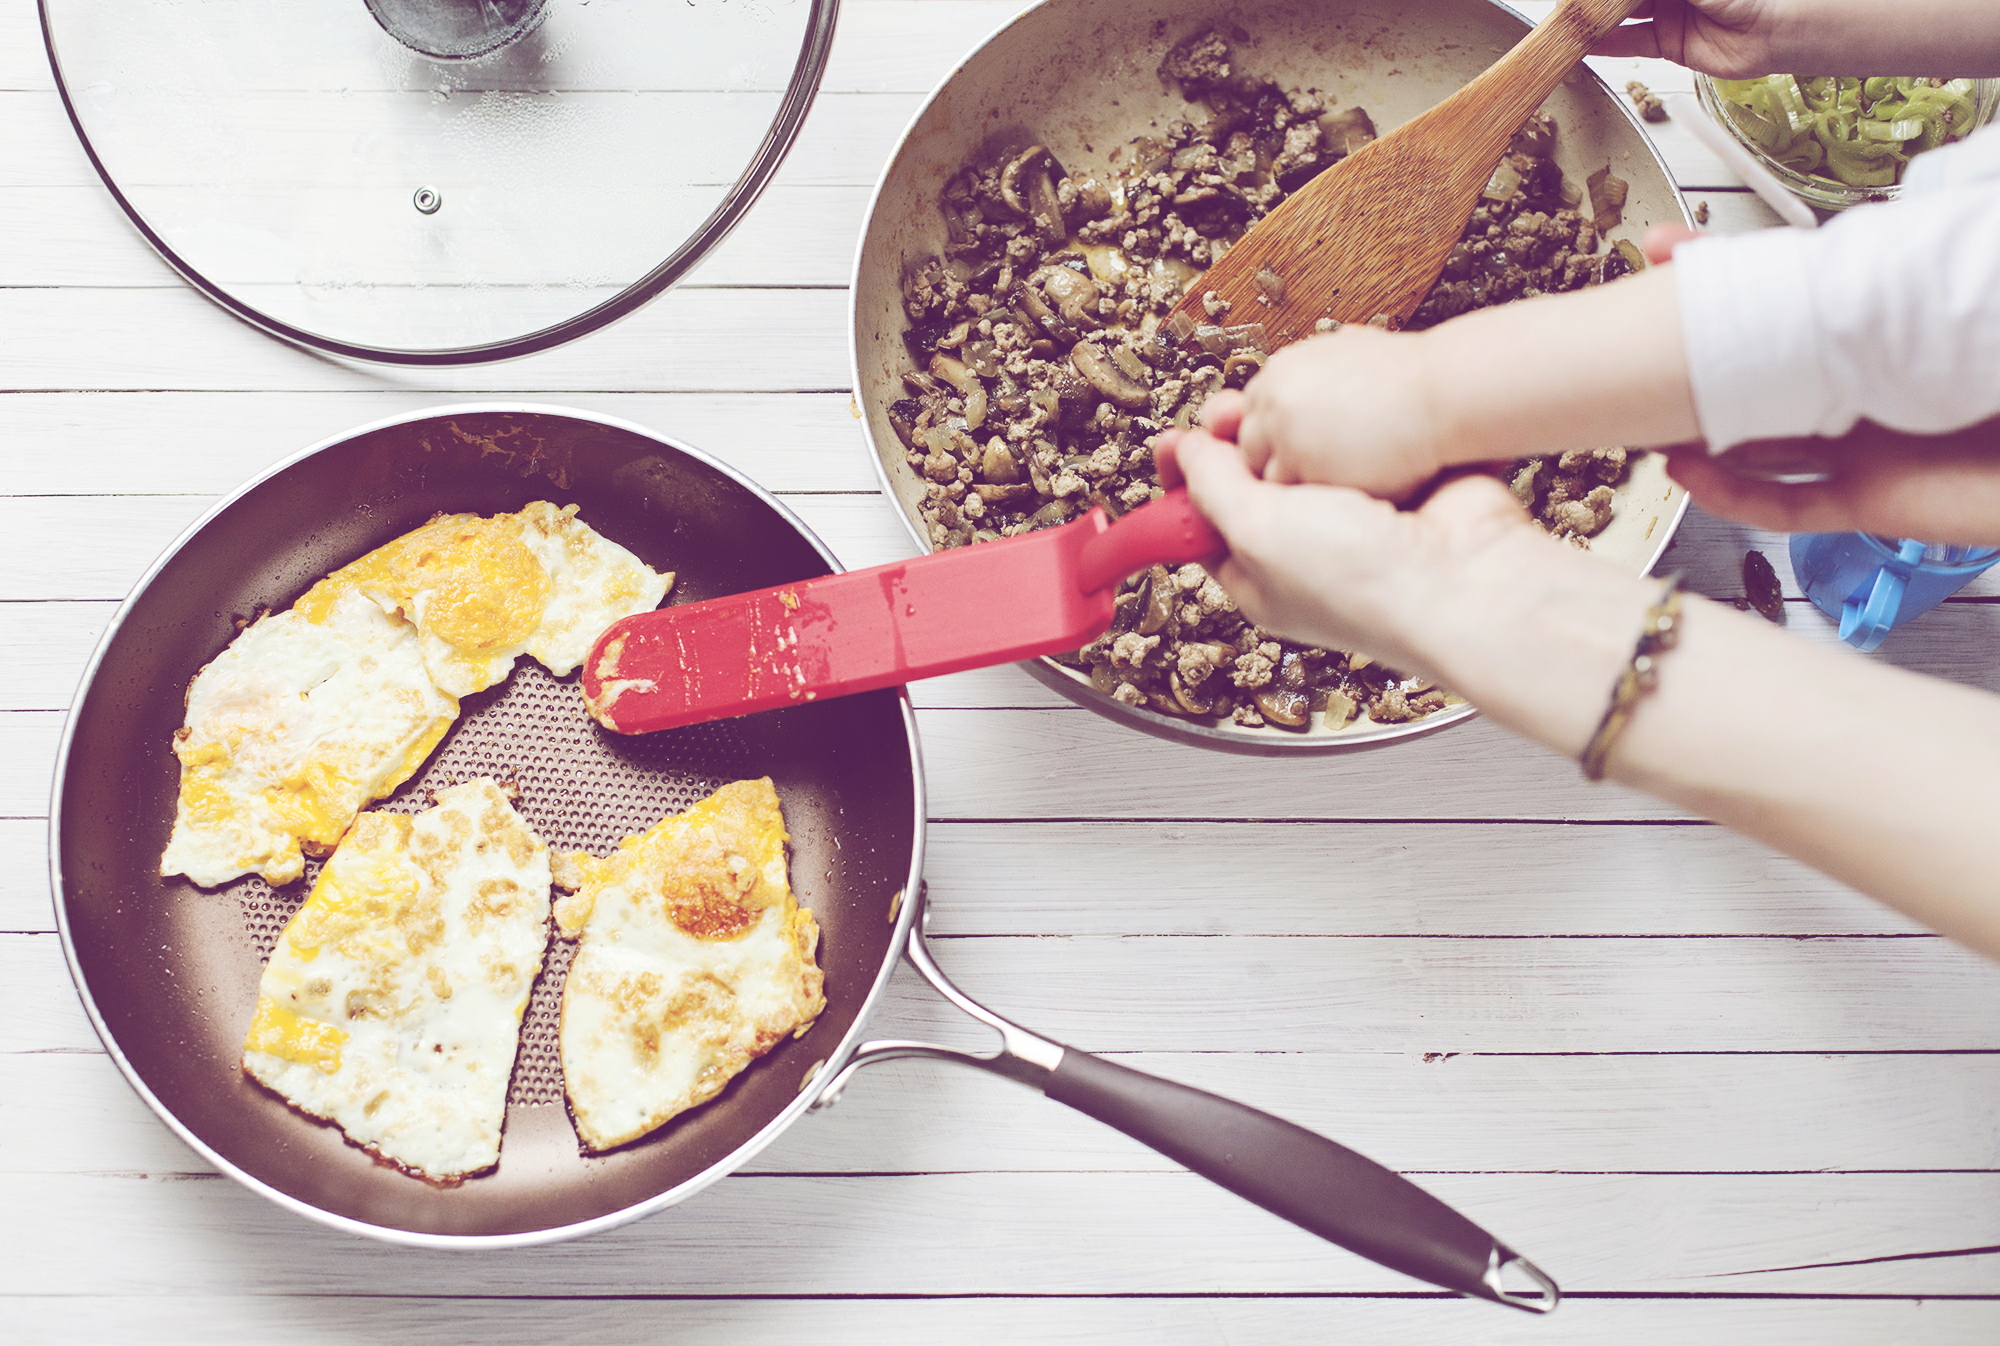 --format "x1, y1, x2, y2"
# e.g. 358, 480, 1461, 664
52, 405, 1555, 1308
